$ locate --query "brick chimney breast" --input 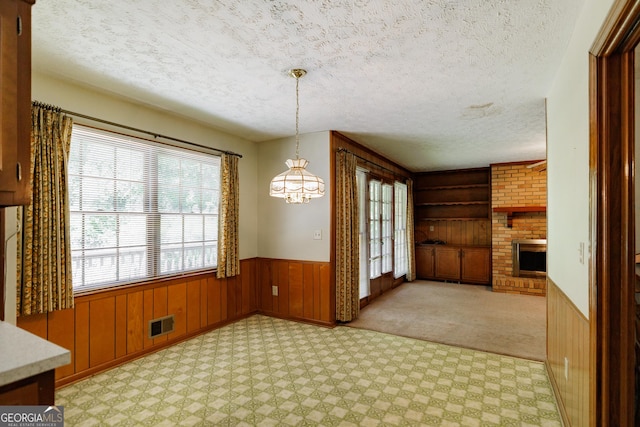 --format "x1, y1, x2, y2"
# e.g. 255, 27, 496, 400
491, 162, 547, 295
